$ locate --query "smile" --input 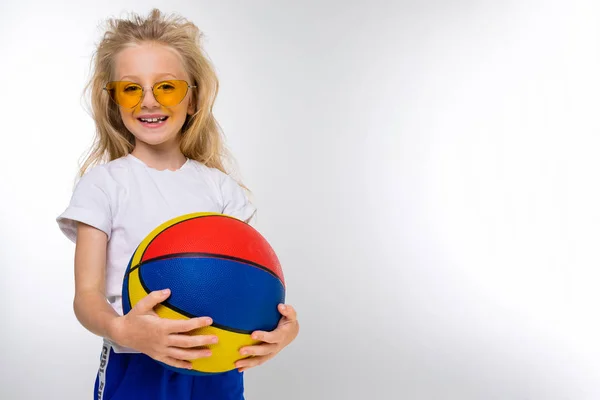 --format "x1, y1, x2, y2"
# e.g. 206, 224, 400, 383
137, 116, 169, 128
138, 116, 168, 123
